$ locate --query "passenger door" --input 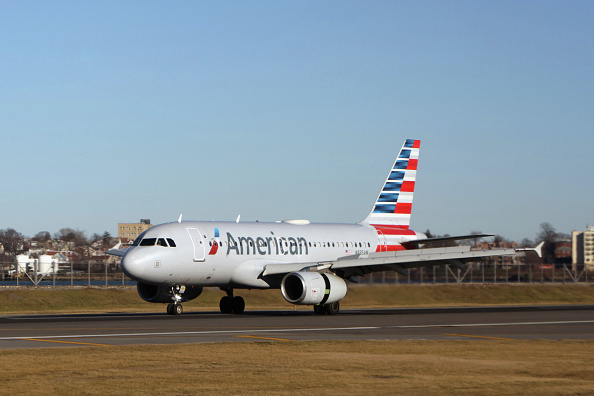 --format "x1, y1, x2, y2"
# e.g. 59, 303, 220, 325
186, 228, 206, 262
